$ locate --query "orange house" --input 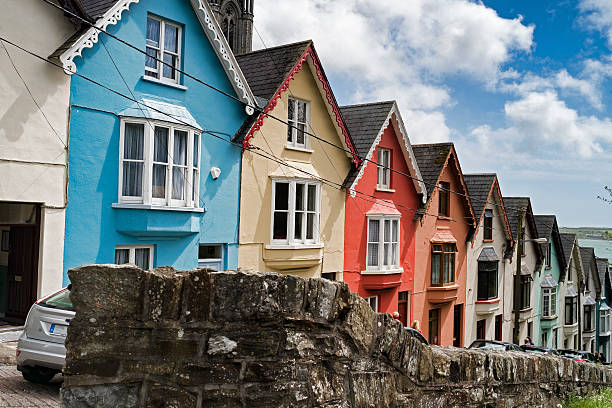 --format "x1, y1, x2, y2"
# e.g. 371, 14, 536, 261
412, 143, 476, 346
